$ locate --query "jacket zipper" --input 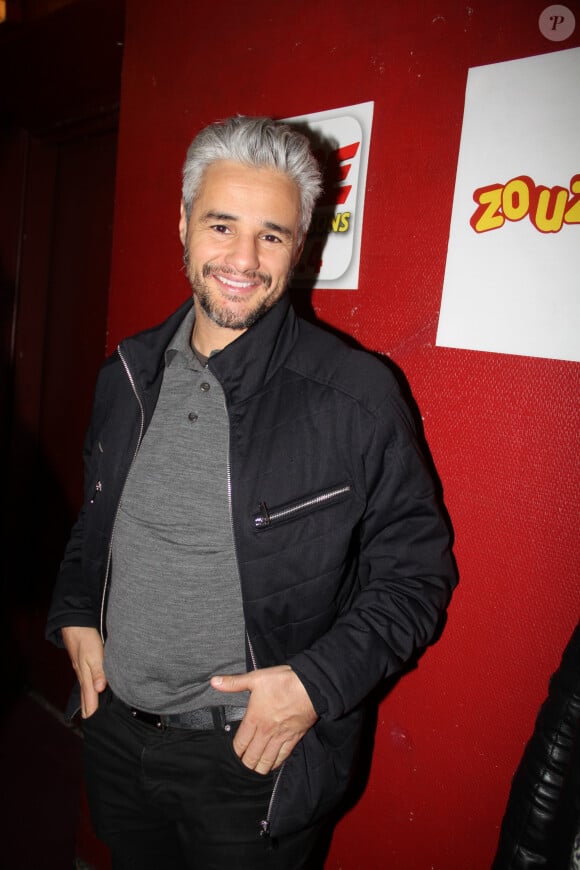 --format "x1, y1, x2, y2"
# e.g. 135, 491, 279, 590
251, 484, 353, 831
227, 441, 284, 839
242, 625, 285, 839
260, 761, 285, 839
254, 483, 352, 530
98, 345, 145, 641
